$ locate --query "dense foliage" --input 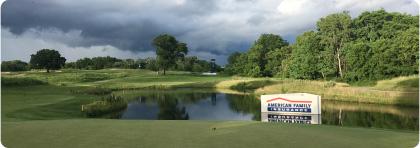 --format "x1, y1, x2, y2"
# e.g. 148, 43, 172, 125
1, 60, 29, 72
226, 10, 419, 82
30, 49, 66, 72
